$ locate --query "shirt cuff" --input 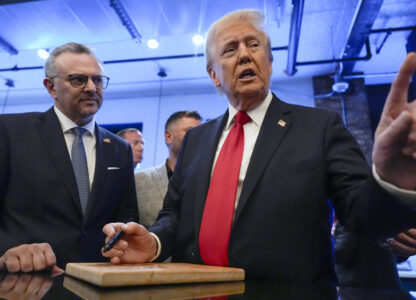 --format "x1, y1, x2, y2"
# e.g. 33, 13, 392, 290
372, 164, 416, 207
148, 232, 161, 262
